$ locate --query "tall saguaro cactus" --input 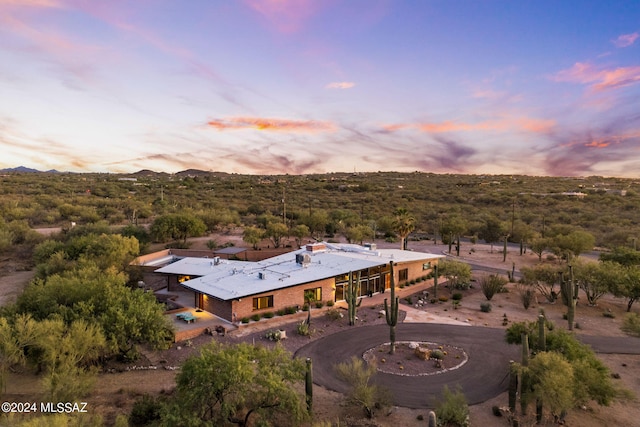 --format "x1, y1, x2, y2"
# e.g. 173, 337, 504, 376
385, 261, 399, 355
520, 332, 530, 416
562, 265, 578, 331
305, 358, 313, 413
346, 271, 362, 326
433, 264, 439, 300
